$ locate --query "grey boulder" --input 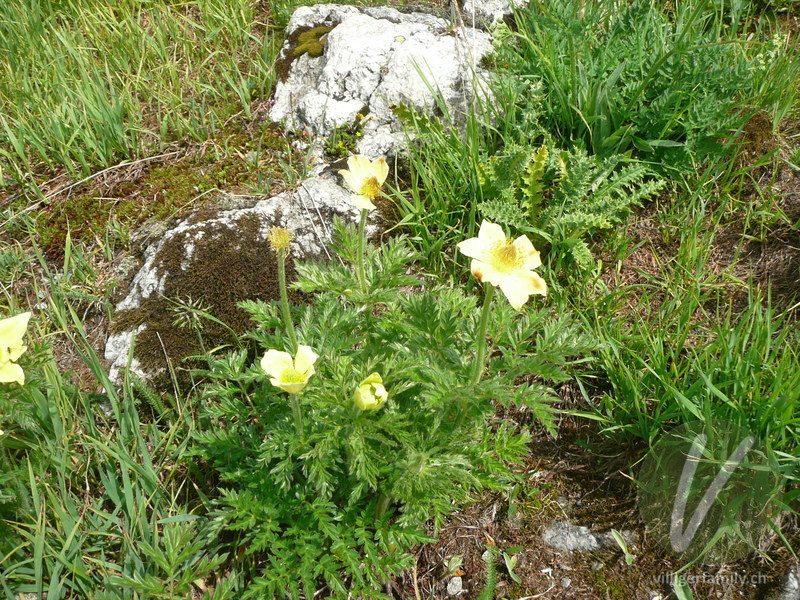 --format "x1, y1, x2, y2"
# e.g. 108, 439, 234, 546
270, 4, 494, 157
